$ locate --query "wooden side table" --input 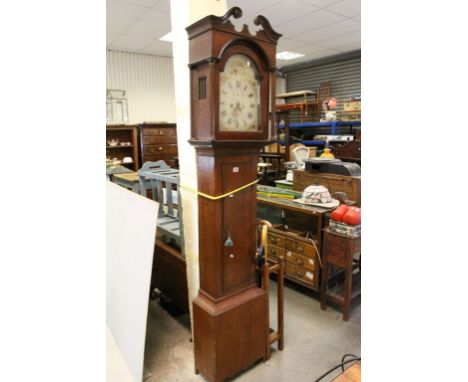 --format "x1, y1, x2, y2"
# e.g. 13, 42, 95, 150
320, 228, 361, 321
